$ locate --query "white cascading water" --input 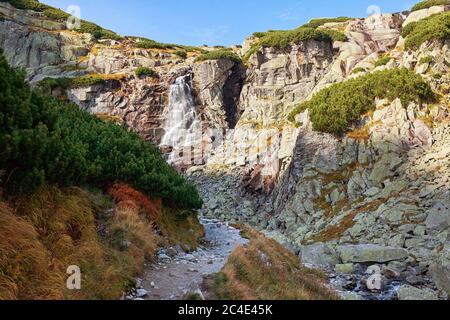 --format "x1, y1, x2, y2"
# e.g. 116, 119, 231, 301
160, 75, 202, 165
